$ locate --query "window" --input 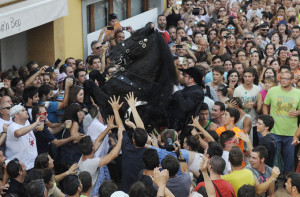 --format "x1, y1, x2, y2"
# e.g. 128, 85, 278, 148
131, 0, 143, 17
113, 0, 127, 21
87, 1, 108, 33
